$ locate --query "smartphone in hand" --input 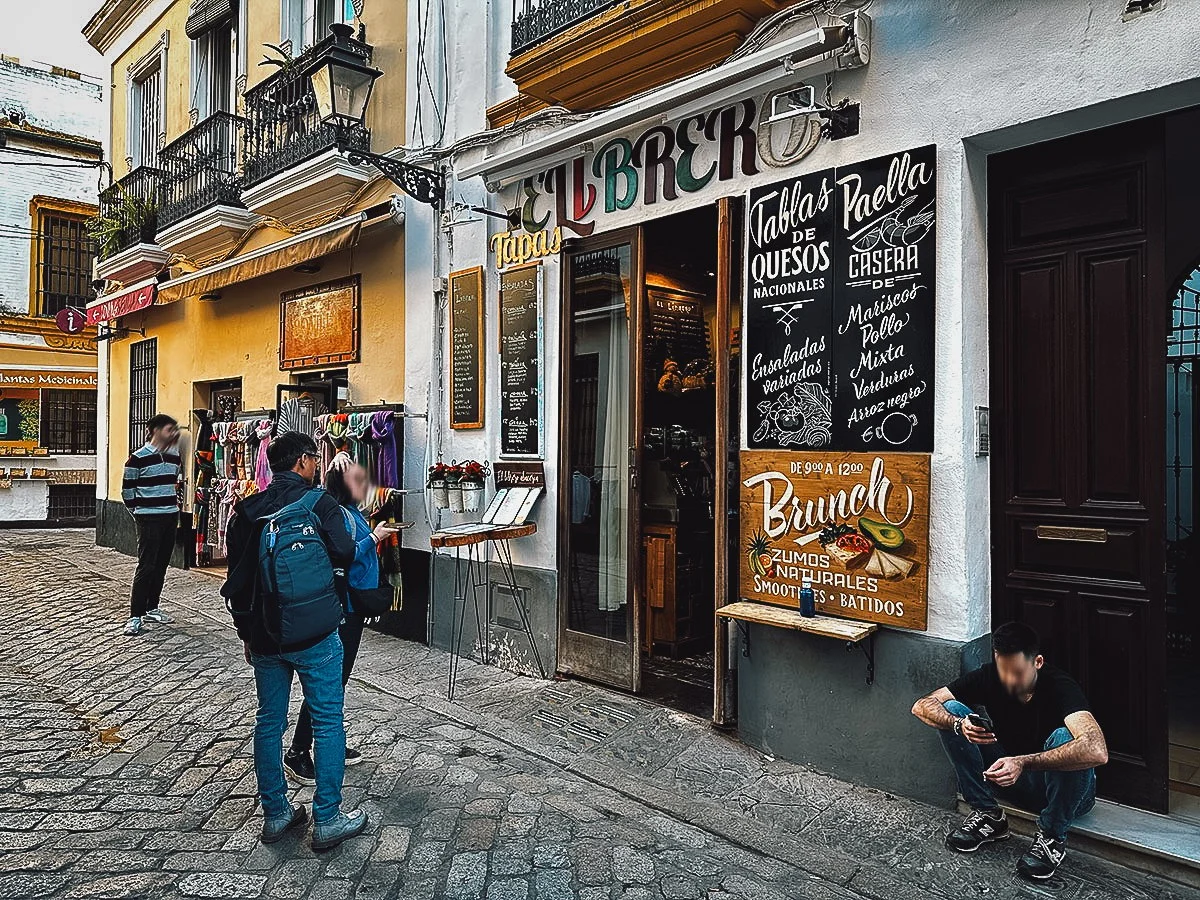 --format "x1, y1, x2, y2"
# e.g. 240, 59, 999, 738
967, 713, 994, 733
